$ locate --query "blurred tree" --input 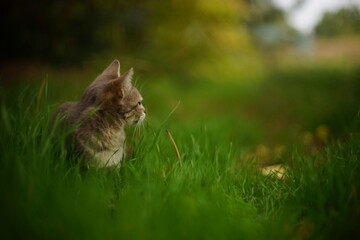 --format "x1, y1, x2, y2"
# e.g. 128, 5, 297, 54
315, 7, 360, 37
141, 0, 263, 81
246, 0, 285, 26
0, 0, 264, 82
245, 0, 298, 49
